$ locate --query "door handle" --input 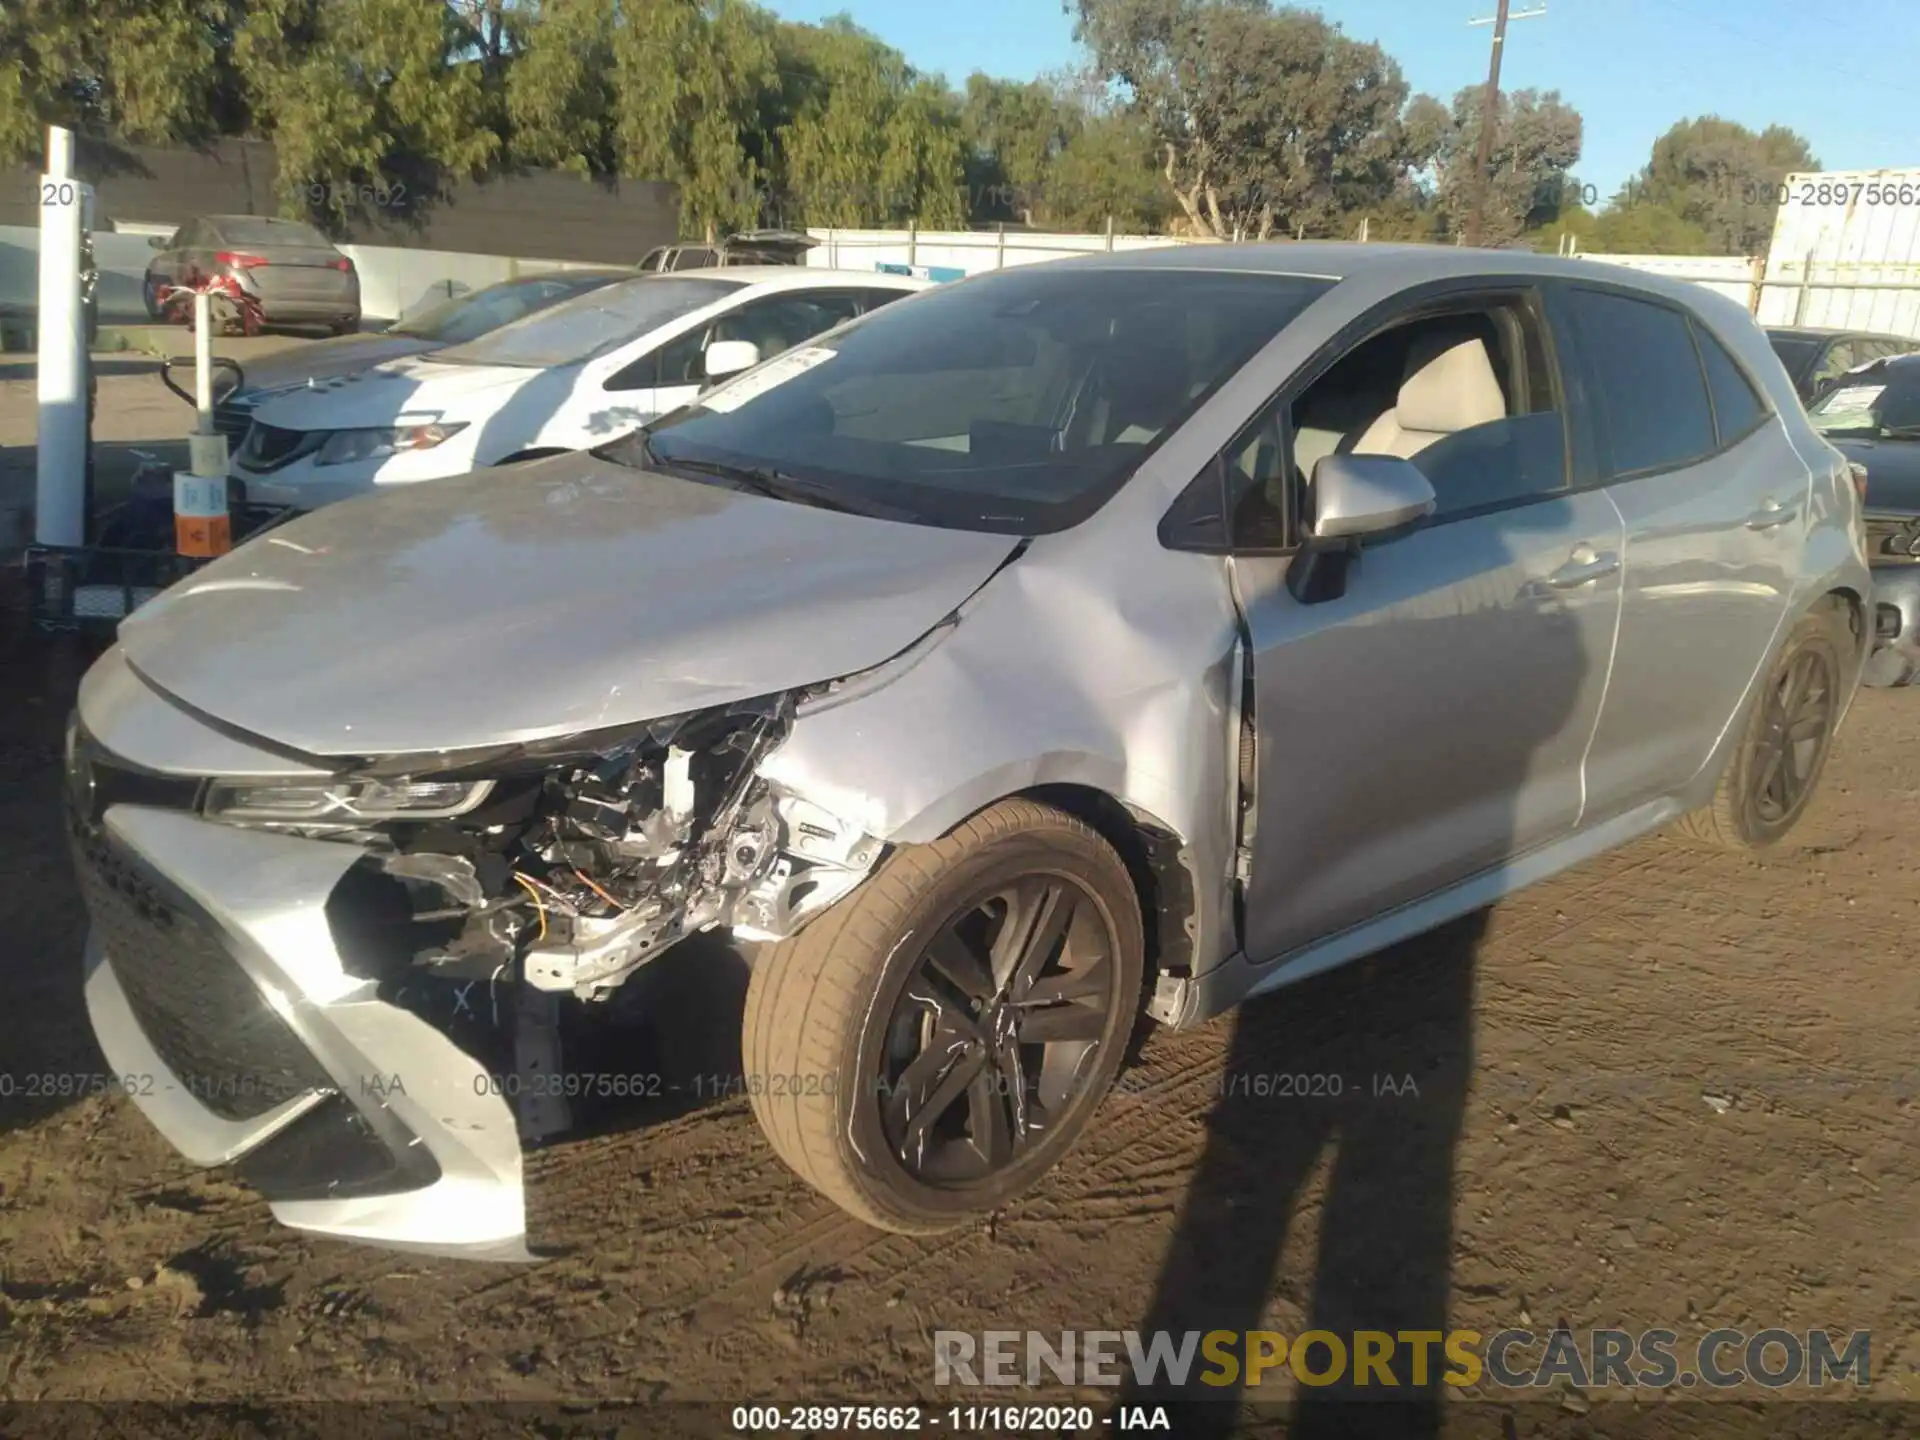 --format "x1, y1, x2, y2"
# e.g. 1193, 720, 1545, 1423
1546, 548, 1621, 589
1746, 498, 1801, 530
